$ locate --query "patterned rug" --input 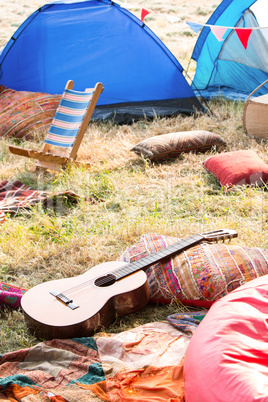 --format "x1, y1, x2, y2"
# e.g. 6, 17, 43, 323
0, 180, 100, 224
0, 314, 207, 401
